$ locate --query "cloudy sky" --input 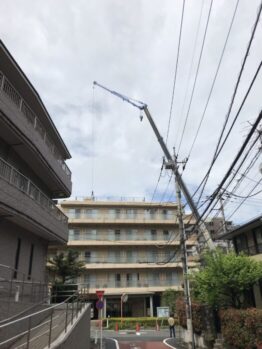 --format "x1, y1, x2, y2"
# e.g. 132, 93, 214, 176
1, 0, 261, 224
